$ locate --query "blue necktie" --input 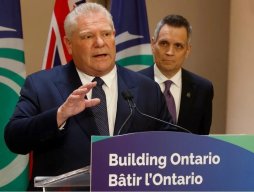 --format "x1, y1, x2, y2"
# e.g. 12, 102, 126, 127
92, 77, 109, 135
164, 80, 177, 123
